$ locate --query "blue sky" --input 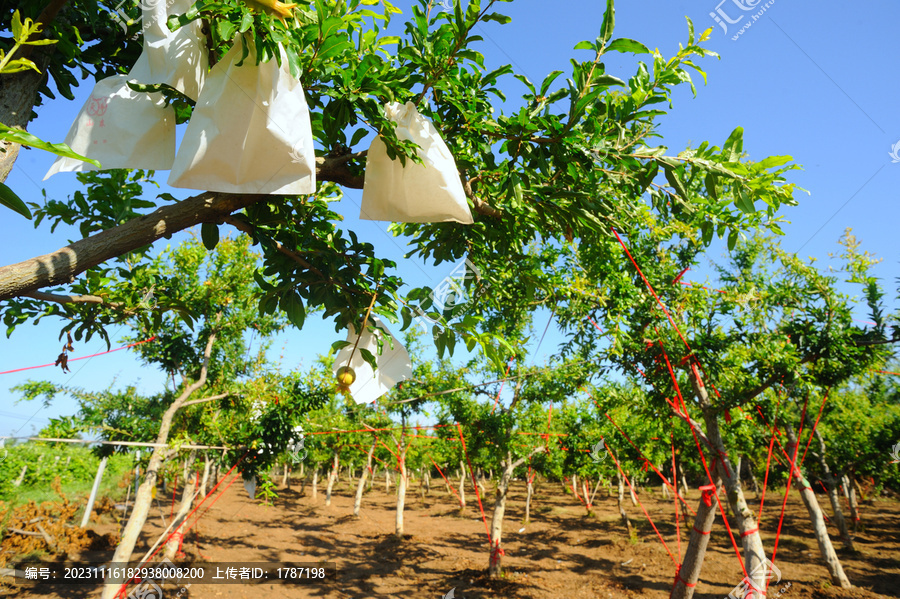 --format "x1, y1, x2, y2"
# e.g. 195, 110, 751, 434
2, 0, 898, 437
